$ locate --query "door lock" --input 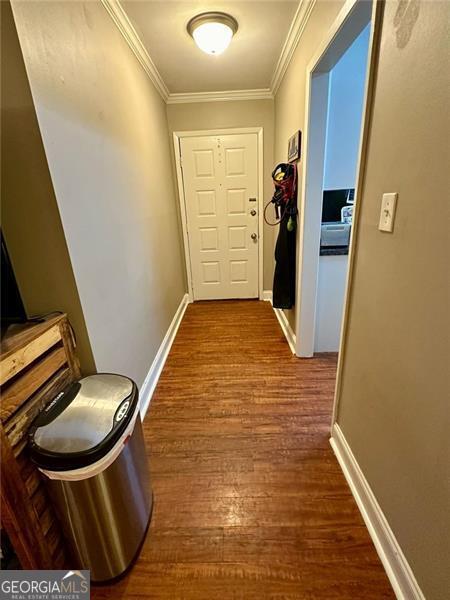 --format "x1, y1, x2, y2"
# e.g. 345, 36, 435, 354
251, 233, 258, 241
250, 209, 257, 216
